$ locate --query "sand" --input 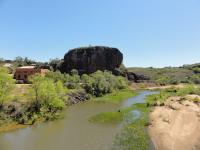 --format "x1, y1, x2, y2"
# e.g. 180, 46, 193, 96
148, 96, 200, 150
